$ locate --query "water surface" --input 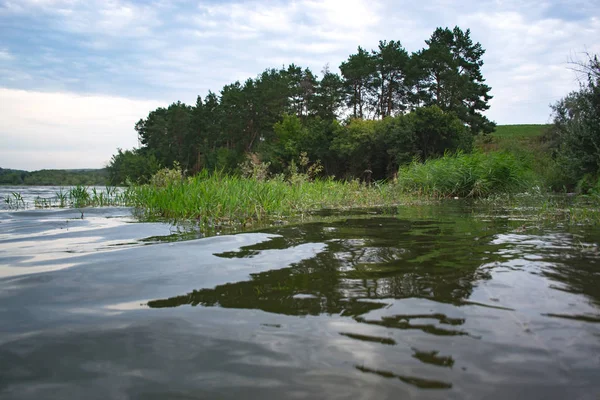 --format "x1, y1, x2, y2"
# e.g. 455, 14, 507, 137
1, 188, 599, 399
